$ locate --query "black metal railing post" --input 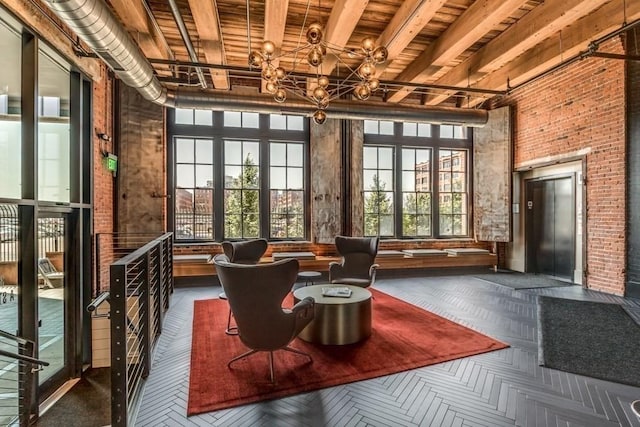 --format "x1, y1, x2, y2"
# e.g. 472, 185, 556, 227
110, 264, 128, 427
140, 252, 151, 380
153, 244, 163, 334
